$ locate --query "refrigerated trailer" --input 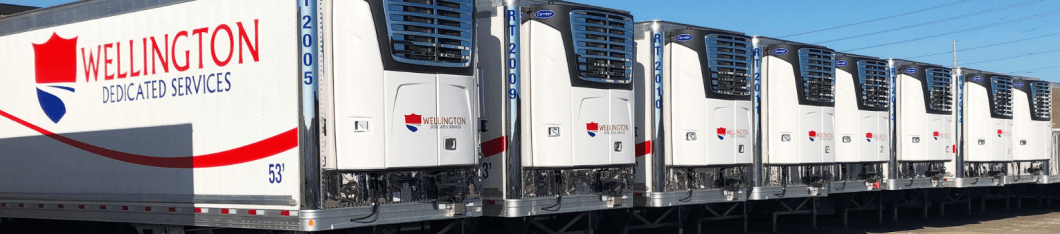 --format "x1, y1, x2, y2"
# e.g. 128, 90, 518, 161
830, 53, 889, 194
886, 59, 953, 190
751, 36, 837, 200
475, 0, 635, 219
953, 68, 1014, 187
632, 21, 751, 207
1010, 77, 1052, 183
0, 0, 481, 232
